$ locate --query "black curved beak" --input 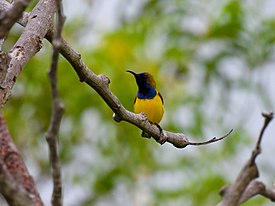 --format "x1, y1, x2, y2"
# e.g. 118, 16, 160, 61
126, 70, 137, 76
126, 70, 143, 86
